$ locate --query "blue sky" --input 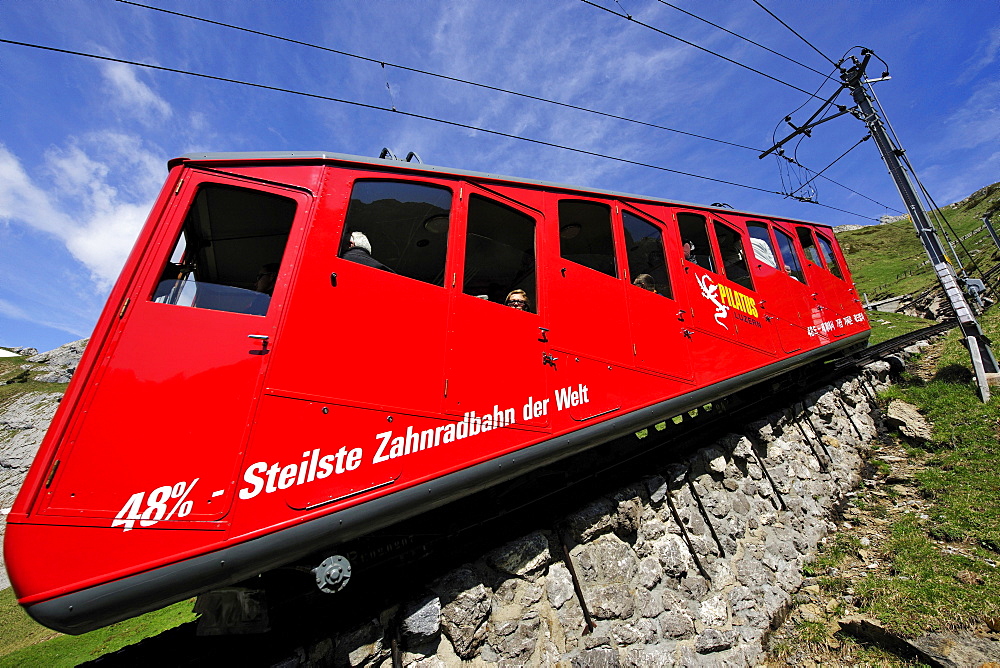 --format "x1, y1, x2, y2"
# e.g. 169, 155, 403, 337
1, 0, 998, 351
